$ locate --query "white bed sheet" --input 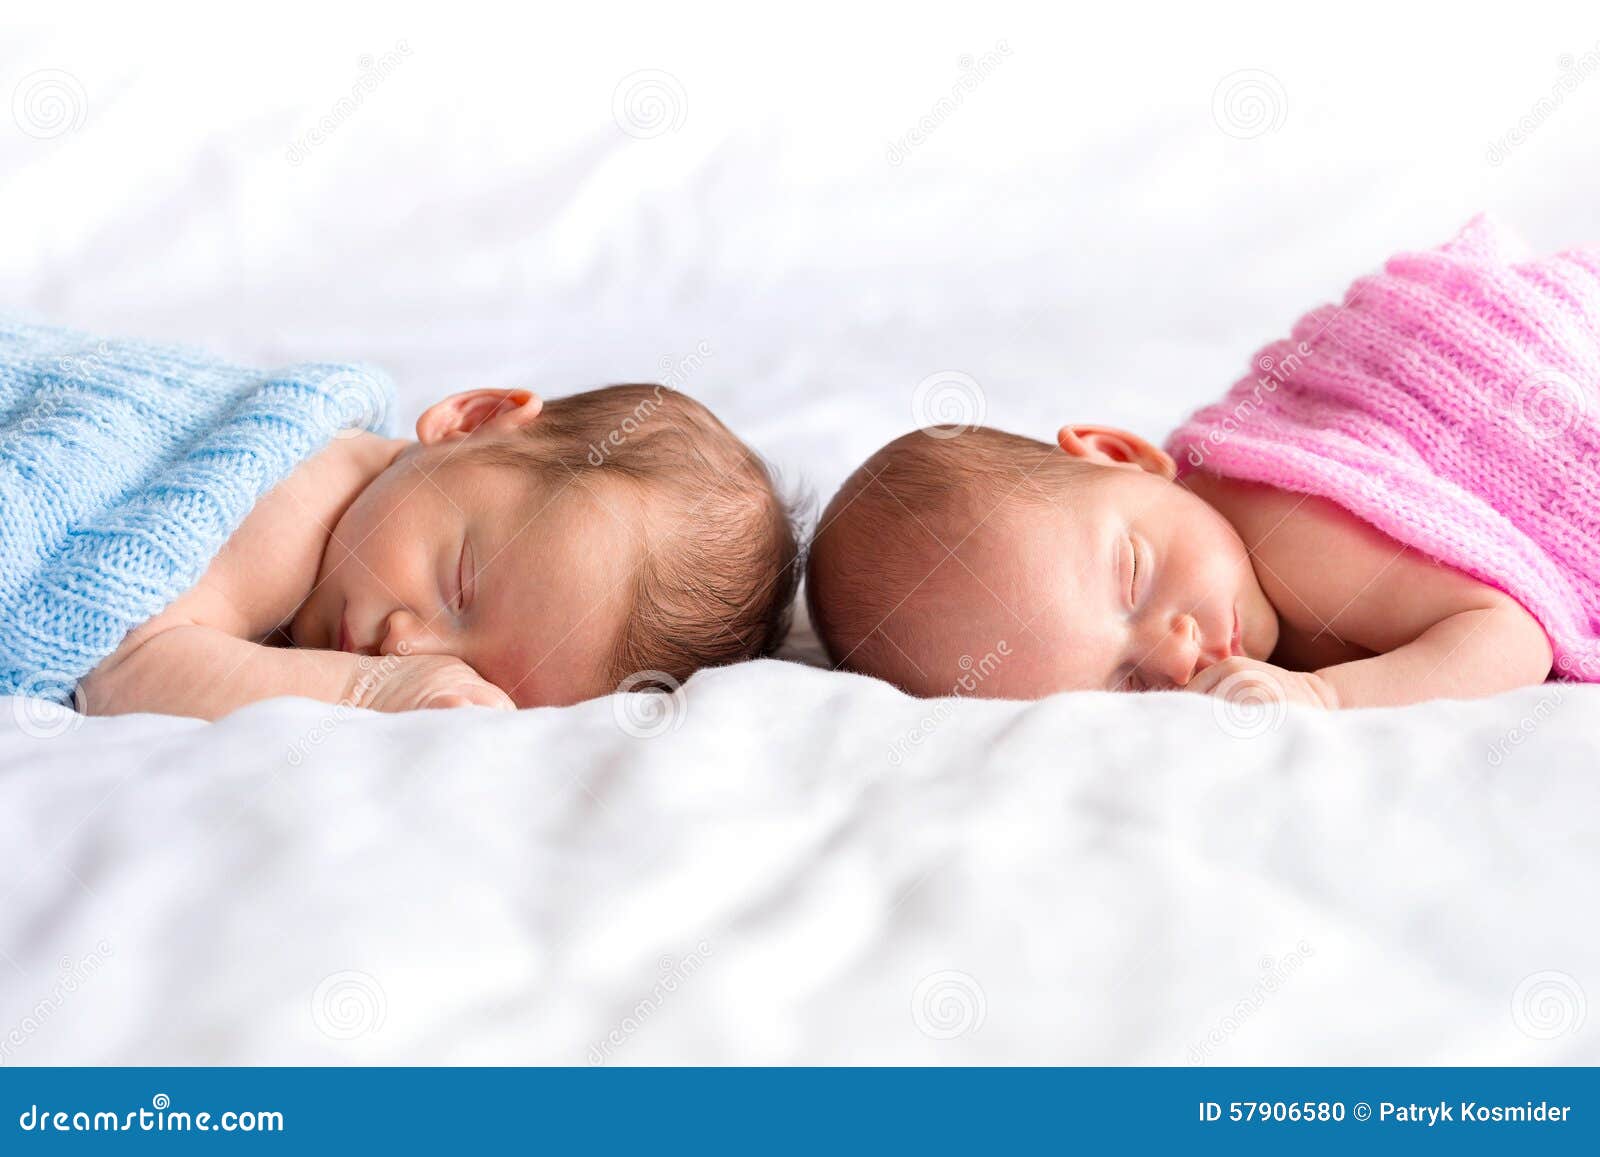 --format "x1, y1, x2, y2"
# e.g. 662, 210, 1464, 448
2, 1, 1598, 1063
